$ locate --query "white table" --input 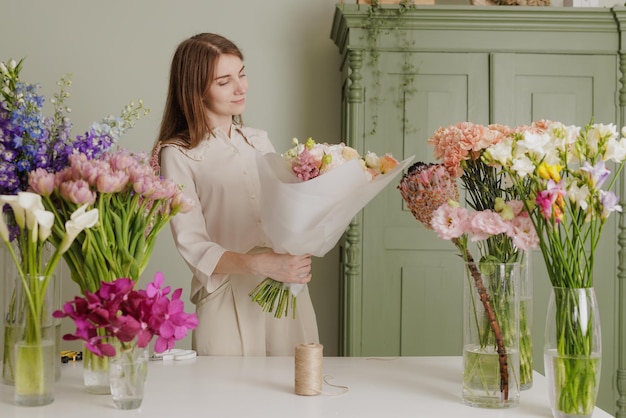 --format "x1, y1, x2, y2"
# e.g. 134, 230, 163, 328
0, 356, 614, 417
